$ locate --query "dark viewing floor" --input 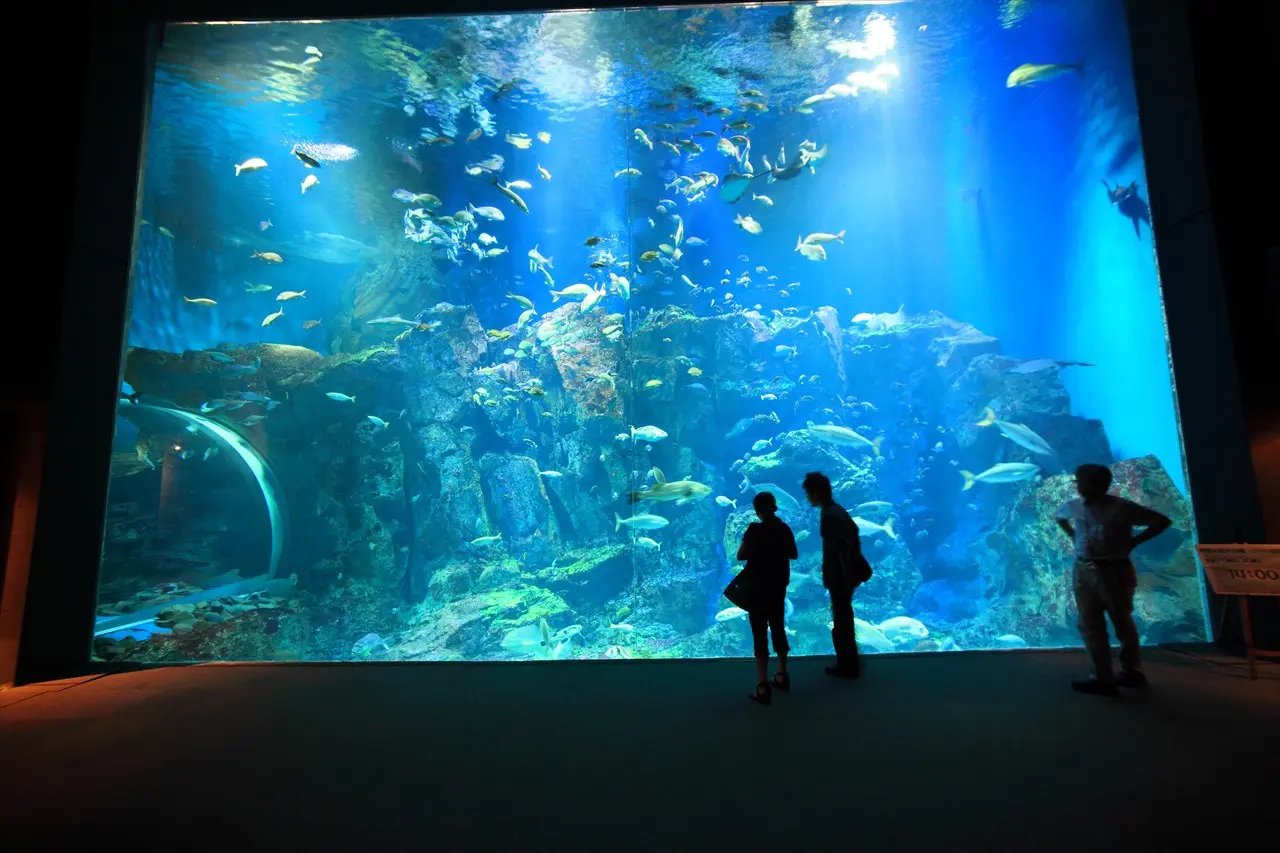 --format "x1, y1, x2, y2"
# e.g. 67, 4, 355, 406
2, 648, 1278, 852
